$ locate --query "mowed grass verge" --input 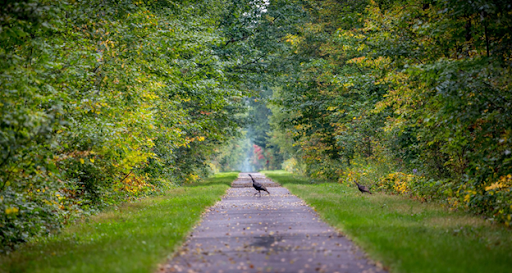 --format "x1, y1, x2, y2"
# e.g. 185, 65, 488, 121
0, 172, 238, 273
263, 170, 512, 273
